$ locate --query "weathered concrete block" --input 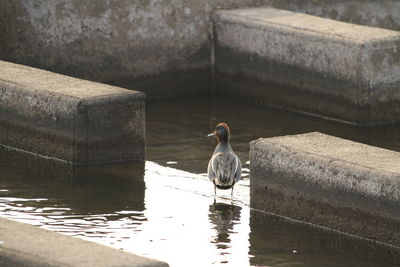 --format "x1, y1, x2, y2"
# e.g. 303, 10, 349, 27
250, 132, 400, 245
214, 8, 400, 125
0, 0, 272, 99
0, 217, 168, 266
0, 60, 145, 164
